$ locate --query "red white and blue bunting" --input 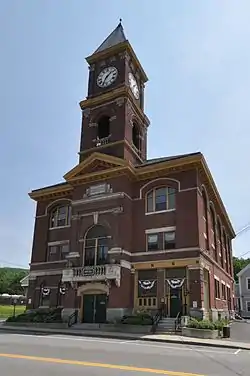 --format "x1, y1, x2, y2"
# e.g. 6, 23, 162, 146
42, 287, 50, 296
59, 286, 66, 295
166, 278, 185, 289
138, 280, 156, 290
